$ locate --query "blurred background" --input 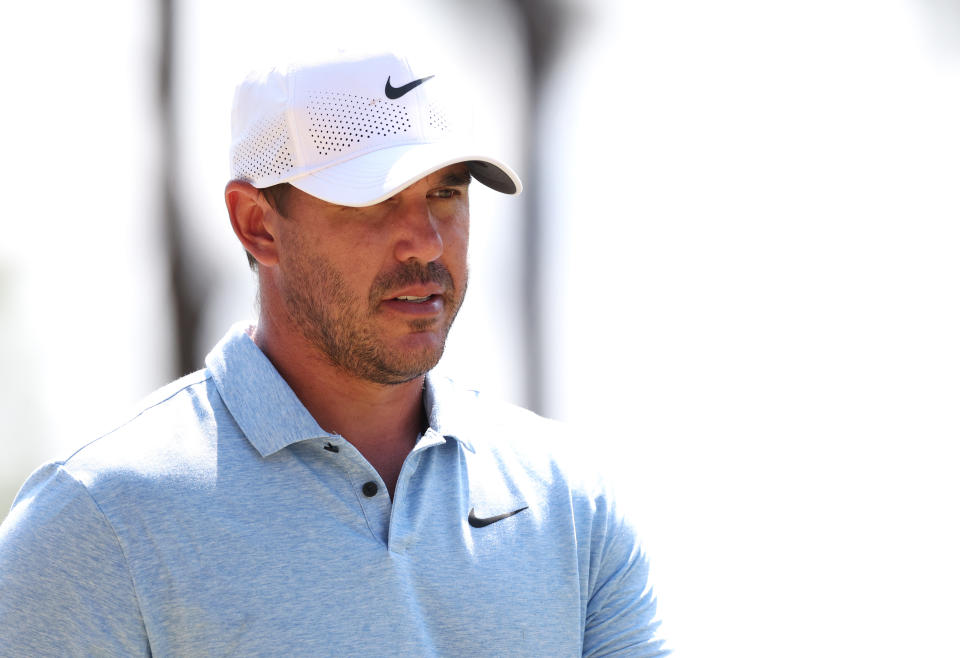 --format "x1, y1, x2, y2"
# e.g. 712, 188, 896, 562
2, 0, 959, 655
